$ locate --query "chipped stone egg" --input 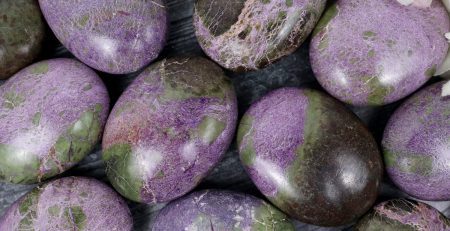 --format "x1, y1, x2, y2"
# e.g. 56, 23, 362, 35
0, 0, 45, 79
0, 59, 109, 184
354, 199, 450, 230
383, 80, 450, 201
193, 0, 326, 71
310, 0, 450, 106
237, 87, 383, 226
152, 190, 294, 231
38, 0, 168, 74
102, 57, 238, 204
0, 177, 133, 231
